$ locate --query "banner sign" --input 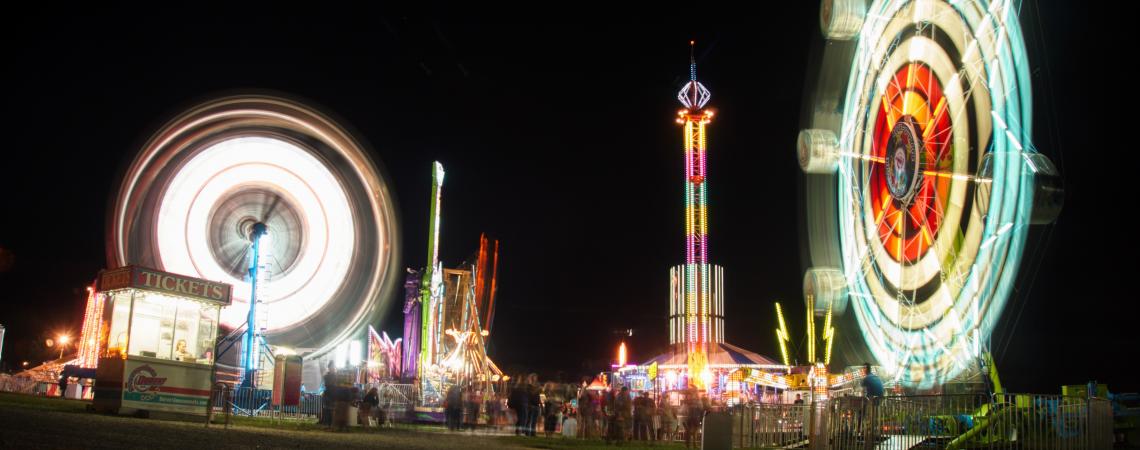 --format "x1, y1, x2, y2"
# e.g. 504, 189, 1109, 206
120, 359, 213, 412
98, 265, 232, 306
